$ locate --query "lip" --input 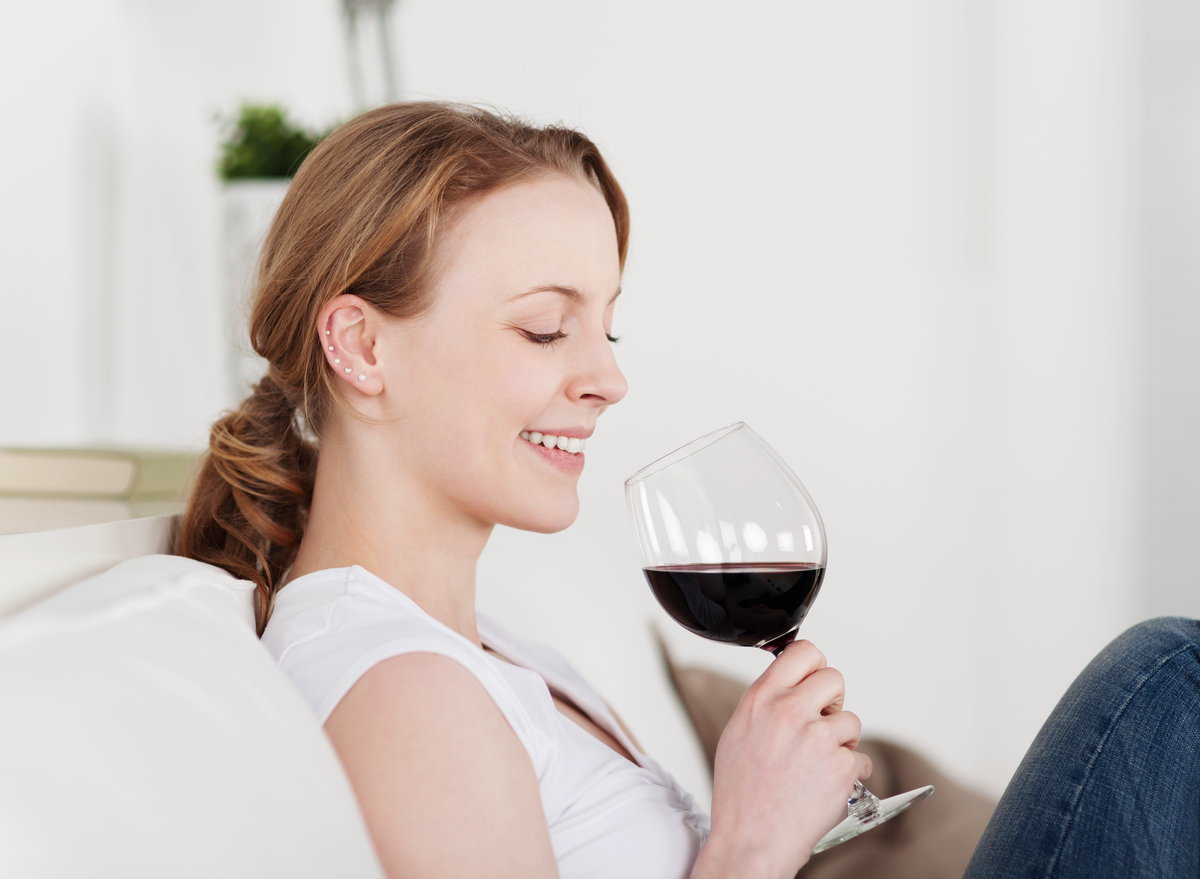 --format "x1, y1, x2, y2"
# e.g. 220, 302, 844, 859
520, 434, 586, 475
